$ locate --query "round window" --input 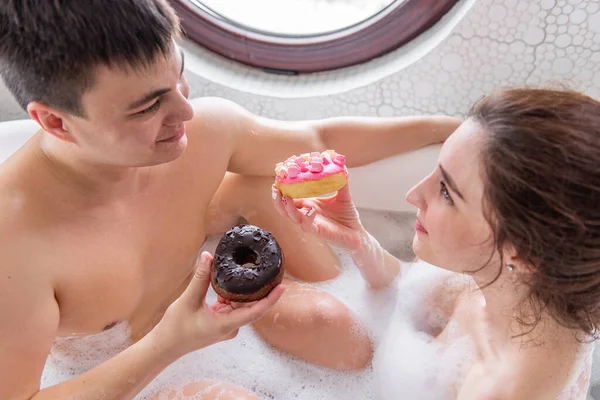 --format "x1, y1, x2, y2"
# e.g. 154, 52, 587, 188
168, 0, 459, 73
